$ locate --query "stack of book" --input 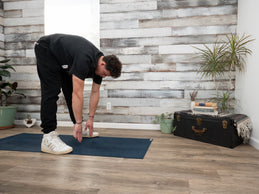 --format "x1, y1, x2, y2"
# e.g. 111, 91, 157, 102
192, 102, 218, 115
